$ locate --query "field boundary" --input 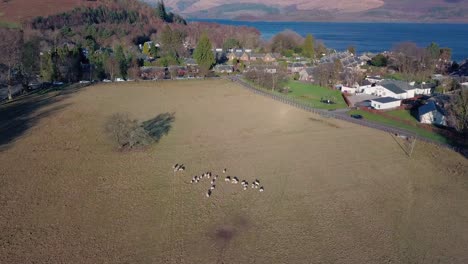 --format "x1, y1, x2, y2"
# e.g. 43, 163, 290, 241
230, 76, 466, 155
